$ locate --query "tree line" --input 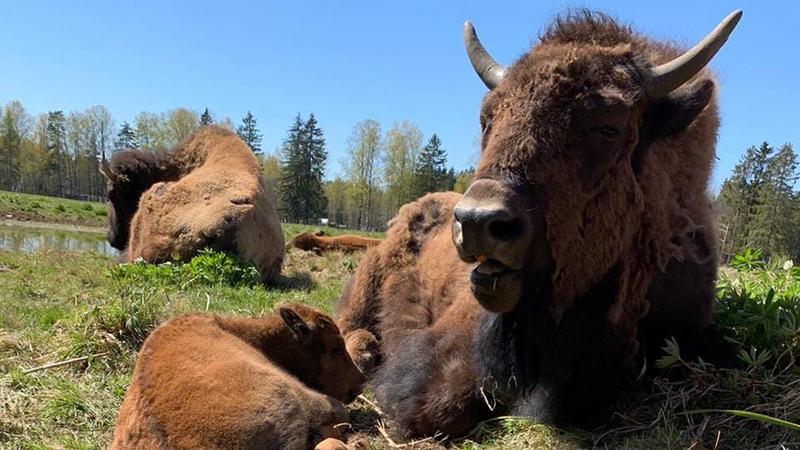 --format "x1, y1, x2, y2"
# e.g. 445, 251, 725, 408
0, 100, 473, 230
716, 141, 799, 262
